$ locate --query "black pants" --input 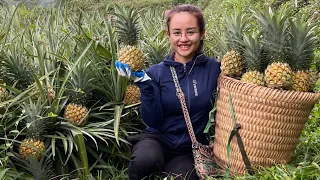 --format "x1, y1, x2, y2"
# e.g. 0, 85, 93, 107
128, 137, 199, 180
